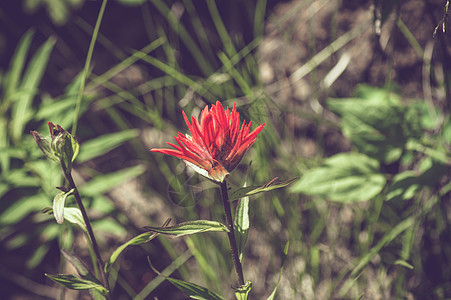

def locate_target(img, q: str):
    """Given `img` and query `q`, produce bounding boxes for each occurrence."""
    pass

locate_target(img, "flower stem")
[64,170,108,291]
[220,180,245,286]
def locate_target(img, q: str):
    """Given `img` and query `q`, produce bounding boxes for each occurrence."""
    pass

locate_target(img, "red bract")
[151,101,265,182]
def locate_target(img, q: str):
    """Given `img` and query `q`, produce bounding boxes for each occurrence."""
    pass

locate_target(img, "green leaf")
[77,129,139,163]
[0,194,49,225]
[105,219,170,273]
[144,220,228,237]
[327,85,421,164]
[230,177,298,201]
[351,217,414,277]
[69,133,79,162]
[267,242,289,300]
[26,243,50,269]
[234,187,249,261]
[386,171,421,201]
[0,118,10,172]
[60,249,107,300]
[41,207,86,231]
[52,188,74,224]
[63,207,86,230]
[394,259,414,269]
[61,249,99,282]
[290,153,386,202]
[35,95,76,121]
[165,276,225,300]
[11,36,55,142]
[235,281,252,300]
[80,165,146,196]
[45,274,107,294]
[3,169,41,187]
[4,30,34,100]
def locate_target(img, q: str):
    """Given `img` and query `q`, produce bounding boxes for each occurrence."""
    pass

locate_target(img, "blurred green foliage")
[0,0,450,299]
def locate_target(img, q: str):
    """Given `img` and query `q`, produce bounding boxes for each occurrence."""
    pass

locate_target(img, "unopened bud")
[31,122,79,174]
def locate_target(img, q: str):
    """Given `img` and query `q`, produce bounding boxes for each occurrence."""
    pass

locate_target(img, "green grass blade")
[80,165,146,196]
[0,118,9,172]
[72,0,108,136]
[351,217,415,278]
[206,0,237,57]
[76,129,139,163]
[4,30,34,101]
[11,36,55,142]
[150,0,213,76]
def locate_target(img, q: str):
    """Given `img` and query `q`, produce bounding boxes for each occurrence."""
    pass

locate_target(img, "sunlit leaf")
[0,194,49,225]
[144,220,228,237]
[327,85,421,164]
[45,274,107,294]
[52,188,74,224]
[290,153,386,202]
[105,219,170,274]
[394,259,414,269]
[229,177,298,201]
[11,36,55,141]
[80,165,145,196]
[234,184,249,261]
[4,30,33,99]
[386,171,420,201]
[77,129,139,163]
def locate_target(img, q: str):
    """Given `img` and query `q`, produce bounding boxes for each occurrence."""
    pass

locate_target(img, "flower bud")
[31,122,79,174]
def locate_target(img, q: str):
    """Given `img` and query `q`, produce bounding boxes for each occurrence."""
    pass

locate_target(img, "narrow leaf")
[267,242,289,300]
[234,186,249,261]
[5,30,34,99]
[165,276,225,300]
[104,219,171,273]
[52,188,74,224]
[394,259,414,269]
[230,177,298,201]
[0,118,10,172]
[60,251,107,299]
[61,249,99,282]
[144,220,228,237]
[80,165,145,196]
[12,36,55,141]
[45,274,107,294]
[77,129,139,163]
[351,217,415,277]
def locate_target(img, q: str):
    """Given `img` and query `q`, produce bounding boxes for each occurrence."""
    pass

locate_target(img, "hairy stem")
[220,180,245,286]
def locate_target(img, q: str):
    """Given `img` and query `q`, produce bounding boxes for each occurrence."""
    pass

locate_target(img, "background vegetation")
[0,0,449,299]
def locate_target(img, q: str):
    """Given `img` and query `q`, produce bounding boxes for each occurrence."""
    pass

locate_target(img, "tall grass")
[0,0,450,299]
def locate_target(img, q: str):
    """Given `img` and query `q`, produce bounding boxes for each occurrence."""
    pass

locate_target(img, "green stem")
[220,180,245,286]
[65,170,109,292]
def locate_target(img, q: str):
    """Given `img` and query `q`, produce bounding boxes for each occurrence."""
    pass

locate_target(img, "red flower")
[151,101,265,182]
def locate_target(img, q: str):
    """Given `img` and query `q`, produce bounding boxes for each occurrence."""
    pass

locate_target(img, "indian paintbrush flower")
[151,101,265,183]
[31,122,79,174]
